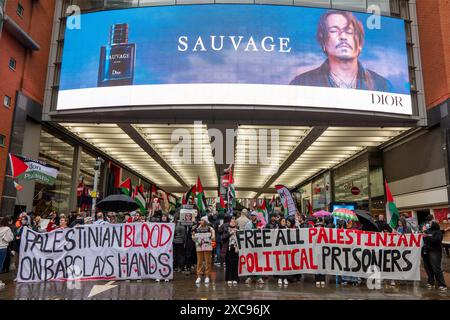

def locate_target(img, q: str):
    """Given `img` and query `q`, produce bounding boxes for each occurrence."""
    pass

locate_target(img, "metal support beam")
[255,126,328,198]
[118,124,189,188]
[162,186,277,194]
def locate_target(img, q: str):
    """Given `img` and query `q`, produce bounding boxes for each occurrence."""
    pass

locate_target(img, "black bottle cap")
[110,23,129,45]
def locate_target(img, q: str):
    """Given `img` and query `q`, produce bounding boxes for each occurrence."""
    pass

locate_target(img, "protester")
[422,221,448,291]
[70,212,85,228]
[276,217,289,286]
[376,214,392,232]
[193,216,215,284]
[244,211,264,285]
[1,216,14,274]
[265,213,278,230]
[160,214,170,223]
[222,217,239,285]
[236,209,250,230]
[94,212,109,225]
[46,211,59,232]
[314,219,327,287]
[0,217,14,289]
[13,215,29,272]
[173,218,187,273]
[218,216,231,267]
[58,216,69,229]
[340,220,361,286]
[32,215,46,233]
[396,217,411,234]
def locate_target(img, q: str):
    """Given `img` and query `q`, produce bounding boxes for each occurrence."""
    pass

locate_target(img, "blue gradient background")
[60,4,410,94]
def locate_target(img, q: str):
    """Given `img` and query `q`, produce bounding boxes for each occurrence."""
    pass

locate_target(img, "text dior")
[178,35,292,53]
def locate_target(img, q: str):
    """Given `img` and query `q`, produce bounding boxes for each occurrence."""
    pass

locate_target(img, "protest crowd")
[0,204,449,292]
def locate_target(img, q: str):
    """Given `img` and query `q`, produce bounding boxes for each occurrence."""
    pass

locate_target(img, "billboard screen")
[58,4,412,115]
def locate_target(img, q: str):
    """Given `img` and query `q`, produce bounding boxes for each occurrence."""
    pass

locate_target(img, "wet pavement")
[1,260,449,300]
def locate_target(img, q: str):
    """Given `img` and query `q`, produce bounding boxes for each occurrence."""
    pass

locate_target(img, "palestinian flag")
[257,199,269,223]
[9,153,59,185]
[14,181,23,191]
[218,194,226,213]
[196,176,207,213]
[268,195,275,214]
[119,178,132,197]
[226,165,236,214]
[183,185,196,205]
[282,197,288,217]
[133,185,147,213]
[386,180,400,229]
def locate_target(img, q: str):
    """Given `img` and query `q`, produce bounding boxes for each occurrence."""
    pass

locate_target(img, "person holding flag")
[226,165,236,216]
[196,176,208,216]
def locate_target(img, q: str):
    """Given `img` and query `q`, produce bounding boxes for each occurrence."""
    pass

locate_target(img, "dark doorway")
[416,209,430,227]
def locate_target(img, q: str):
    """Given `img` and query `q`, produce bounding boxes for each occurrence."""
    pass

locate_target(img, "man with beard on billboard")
[290,10,393,92]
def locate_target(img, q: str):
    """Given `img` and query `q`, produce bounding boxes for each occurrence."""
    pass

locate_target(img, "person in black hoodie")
[222,217,239,285]
[422,221,448,291]
[173,218,187,273]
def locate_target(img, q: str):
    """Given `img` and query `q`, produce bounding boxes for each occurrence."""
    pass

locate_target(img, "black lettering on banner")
[88,227,99,247]
[19,256,32,281]
[236,231,245,249]
[24,229,36,252]
[112,226,123,247]
[342,248,351,271]
[362,249,372,272]
[245,230,254,248]
[322,246,331,269]
[52,230,64,253]
[391,250,402,272]
[262,229,272,248]
[402,250,413,271]
[254,230,263,248]
[32,257,42,280]
[331,247,342,270]
[44,258,55,281]
[149,252,158,275]
[382,249,391,272]
[275,230,287,246]
[105,255,115,277]
[159,253,171,277]
[371,249,382,270]
[64,229,76,251]
[351,248,362,272]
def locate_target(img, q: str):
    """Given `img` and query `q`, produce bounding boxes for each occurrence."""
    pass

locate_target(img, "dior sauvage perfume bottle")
[98,23,136,87]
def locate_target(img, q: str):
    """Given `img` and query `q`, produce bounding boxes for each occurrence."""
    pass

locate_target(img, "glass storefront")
[334,159,369,211]
[33,130,74,216]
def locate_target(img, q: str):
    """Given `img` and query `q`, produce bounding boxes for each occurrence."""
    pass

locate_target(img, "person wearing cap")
[192,216,216,285]
[244,212,265,285]
[236,209,250,230]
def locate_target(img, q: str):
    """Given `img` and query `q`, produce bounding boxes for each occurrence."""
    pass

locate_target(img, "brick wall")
[416,0,450,109]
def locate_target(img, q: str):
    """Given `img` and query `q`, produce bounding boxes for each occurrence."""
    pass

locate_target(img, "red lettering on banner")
[309,228,318,243]
[309,248,318,270]
[376,232,387,247]
[262,251,273,272]
[273,250,282,271]
[159,224,173,247]
[291,249,300,270]
[254,253,263,272]
[246,253,255,273]
[409,233,423,247]
[355,229,362,246]
[300,249,309,269]
[150,225,160,248]
[337,229,344,244]
[282,250,292,271]
[398,234,409,246]
[388,233,396,246]
[239,255,246,274]
[344,229,353,245]
[124,225,133,248]
[366,231,376,246]
[141,223,151,248]
[317,228,327,244]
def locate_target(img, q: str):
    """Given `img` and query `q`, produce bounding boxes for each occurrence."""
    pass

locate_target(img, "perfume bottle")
[98,23,136,87]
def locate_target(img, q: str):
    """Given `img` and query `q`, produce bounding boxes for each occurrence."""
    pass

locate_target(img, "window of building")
[3,95,11,108]
[9,57,16,70]
[17,3,24,18]
[0,134,5,147]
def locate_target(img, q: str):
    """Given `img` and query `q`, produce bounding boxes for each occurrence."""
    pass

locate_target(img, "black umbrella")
[96,194,139,212]
[354,210,379,232]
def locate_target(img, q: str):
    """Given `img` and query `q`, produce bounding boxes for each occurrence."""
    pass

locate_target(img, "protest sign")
[439,222,450,244]
[194,233,213,251]
[180,209,197,226]
[236,228,423,280]
[17,223,174,283]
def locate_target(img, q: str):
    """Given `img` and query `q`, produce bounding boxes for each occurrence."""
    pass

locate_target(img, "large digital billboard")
[58,4,412,115]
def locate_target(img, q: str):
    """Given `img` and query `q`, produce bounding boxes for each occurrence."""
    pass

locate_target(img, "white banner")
[237,228,423,281]
[17,223,174,283]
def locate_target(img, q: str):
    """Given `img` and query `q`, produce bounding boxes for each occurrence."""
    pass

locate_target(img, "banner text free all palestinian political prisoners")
[236,228,423,280]
[17,223,174,282]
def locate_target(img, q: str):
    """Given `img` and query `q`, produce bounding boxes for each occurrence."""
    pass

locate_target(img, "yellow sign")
[90,191,97,198]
